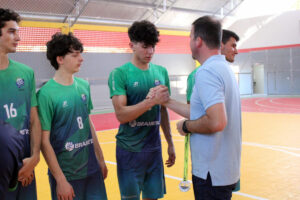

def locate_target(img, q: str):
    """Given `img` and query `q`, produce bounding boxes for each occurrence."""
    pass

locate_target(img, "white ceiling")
[2,0,245,30]
[2,0,298,30]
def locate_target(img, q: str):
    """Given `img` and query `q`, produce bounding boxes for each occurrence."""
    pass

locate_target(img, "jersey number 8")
[77,116,84,129]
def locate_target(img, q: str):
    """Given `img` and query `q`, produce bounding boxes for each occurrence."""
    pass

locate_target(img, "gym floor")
[35,97,300,200]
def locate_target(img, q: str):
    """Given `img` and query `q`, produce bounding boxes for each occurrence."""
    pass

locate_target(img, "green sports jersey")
[108,62,170,152]
[37,77,99,181]
[0,59,37,158]
[186,67,199,102]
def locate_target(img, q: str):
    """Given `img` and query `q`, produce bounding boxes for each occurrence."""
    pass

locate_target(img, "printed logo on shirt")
[19,128,29,135]
[81,94,87,102]
[133,81,139,87]
[129,120,160,128]
[65,142,74,151]
[16,78,25,88]
[154,79,161,86]
[65,139,93,152]
[62,101,68,108]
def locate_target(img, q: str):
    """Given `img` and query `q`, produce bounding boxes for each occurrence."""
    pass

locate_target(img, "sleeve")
[163,68,171,95]
[195,69,224,110]
[186,72,194,102]
[37,90,53,131]
[87,84,93,114]
[30,71,38,107]
[108,68,127,98]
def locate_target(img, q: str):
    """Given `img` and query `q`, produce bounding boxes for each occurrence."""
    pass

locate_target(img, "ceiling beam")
[19,13,190,30]
[214,0,244,18]
[63,0,81,23]
[91,0,215,15]
[70,0,91,26]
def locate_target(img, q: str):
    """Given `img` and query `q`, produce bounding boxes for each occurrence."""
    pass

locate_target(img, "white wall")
[228,10,300,49]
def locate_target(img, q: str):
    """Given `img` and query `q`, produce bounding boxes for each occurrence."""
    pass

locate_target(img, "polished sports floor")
[35,97,300,200]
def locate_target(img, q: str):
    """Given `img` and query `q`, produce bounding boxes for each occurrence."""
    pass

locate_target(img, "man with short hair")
[108,20,176,200]
[155,16,242,200]
[186,29,240,104]
[0,8,41,200]
[37,33,107,200]
[221,29,239,63]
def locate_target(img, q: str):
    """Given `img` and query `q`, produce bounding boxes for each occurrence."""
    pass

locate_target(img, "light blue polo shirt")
[190,55,242,186]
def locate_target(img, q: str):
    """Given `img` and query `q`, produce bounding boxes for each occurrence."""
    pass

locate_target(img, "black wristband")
[182,120,191,134]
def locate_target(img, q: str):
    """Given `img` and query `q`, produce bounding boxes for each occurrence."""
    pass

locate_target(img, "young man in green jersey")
[37,33,107,200]
[0,8,41,200]
[108,20,175,200]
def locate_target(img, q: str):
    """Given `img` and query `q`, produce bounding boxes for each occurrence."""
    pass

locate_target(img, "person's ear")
[196,37,202,48]
[221,42,225,49]
[56,56,64,65]
[129,42,134,51]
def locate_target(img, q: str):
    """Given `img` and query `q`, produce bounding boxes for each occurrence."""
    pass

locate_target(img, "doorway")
[253,63,265,94]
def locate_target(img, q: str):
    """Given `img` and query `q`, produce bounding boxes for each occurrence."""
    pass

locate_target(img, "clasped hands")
[146,85,170,105]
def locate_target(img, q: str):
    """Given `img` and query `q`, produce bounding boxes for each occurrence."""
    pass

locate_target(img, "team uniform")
[186,67,199,102]
[0,121,24,199]
[37,77,107,200]
[108,62,170,200]
[0,59,37,200]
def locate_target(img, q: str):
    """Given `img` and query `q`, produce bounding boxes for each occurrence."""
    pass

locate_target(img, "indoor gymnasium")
[1,0,300,200]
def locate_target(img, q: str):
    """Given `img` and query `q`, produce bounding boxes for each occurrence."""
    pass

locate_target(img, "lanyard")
[179,134,191,192]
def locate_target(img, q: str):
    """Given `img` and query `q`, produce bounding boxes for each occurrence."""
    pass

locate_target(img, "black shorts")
[192,173,236,200]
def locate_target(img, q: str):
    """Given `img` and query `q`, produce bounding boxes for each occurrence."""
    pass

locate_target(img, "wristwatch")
[182,120,191,134]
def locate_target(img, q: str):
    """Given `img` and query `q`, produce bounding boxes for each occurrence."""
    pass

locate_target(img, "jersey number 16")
[3,103,17,119]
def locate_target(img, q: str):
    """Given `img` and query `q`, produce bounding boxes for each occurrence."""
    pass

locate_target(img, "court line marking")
[243,142,300,151]
[255,98,300,111]
[161,139,300,157]
[243,142,300,157]
[233,192,269,200]
[99,134,300,157]
[100,137,300,156]
[104,161,268,200]
[270,98,300,108]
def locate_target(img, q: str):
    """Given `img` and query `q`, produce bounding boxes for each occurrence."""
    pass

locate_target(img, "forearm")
[29,107,41,162]
[185,103,227,134]
[89,118,105,163]
[93,141,105,166]
[41,138,66,182]
[164,99,190,119]
[160,106,173,146]
[115,98,155,124]
[185,115,214,134]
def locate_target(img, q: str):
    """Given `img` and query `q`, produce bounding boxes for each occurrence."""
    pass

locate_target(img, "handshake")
[146,85,170,106]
